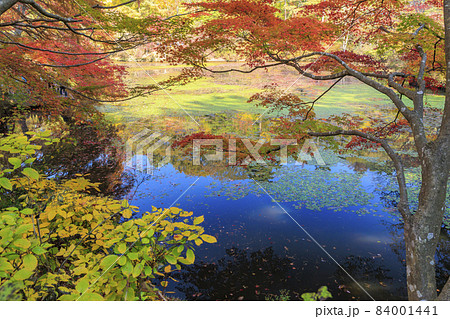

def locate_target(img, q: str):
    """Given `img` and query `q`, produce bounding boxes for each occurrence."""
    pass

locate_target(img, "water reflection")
[29,111,449,301]
[174,247,293,301]
[36,122,135,198]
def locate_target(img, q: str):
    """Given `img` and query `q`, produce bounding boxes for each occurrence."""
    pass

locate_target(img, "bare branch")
[302,77,345,120]
[0,0,19,16]
[65,86,164,103]
[92,0,137,10]
[388,73,416,100]
[0,38,138,55]
[19,0,76,23]
[412,23,425,39]
[38,54,112,68]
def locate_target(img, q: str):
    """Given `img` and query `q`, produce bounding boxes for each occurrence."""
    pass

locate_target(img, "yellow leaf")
[164,265,171,273]
[47,210,56,221]
[200,234,217,244]
[186,249,195,264]
[195,238,203,246]
[122,209,132,219]
[193,216,204,225]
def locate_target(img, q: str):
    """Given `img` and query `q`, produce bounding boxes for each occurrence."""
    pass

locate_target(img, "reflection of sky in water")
[123,160,444,300]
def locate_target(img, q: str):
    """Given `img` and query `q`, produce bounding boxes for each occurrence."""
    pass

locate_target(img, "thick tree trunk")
[405,142,449,300]
[405,220,439,300]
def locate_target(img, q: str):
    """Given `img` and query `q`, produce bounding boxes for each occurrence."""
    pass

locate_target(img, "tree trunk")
[405,221,439,300]
[405,143,449,300]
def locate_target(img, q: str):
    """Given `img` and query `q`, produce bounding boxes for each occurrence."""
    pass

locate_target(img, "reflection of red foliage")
[172,132,224,149]
[172,131,285,166]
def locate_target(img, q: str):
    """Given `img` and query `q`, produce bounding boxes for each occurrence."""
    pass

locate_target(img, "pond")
[98,112,448,301]
[36,63,449,301]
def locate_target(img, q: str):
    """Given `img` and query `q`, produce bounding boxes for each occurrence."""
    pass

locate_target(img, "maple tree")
[0,0,195,132]
[162,0,450,300]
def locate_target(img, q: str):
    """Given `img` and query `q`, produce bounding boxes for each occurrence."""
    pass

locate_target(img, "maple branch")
[38,54,112,68]
[92,0,202,21]
[415,45,427,118]
[283,53,412,114]
[0,0,19,16]
[288,62,349,80]
[388,73,416,100]
[92,0,137,9]
[0,38,138,55]
[276,51,429,155]
[65,86,165,103]
[416,45,427,92]
[308,129,411,220]
[19,0,76,23]
[161,10,206,21]
[193,61,287,73]
[3,22,93,31]
[302,77,345,120]
[412,24,425,39]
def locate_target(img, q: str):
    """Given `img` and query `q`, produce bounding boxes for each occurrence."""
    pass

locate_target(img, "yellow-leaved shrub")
[0,132,216,300]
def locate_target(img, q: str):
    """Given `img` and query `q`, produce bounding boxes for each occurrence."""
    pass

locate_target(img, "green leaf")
[188,234,198,241]
[31,246,47,255]
[186,249,195,264]
[76,278,90,294]
[176,245,184,254]
[132,264,143,278]
[12,239,31,250]
[22,167,39,180]
[117,256,127,266]
[301,292,317,301]
[121,261,133,277]
[8,157,21,169]
[15,224,33,235]
[164,254,177,265]
[0,178,12,191]
[193,215,204,225]
[0,258,13,271]
[23,255,37,271]
[200,234,217,243]
[145,229,155,237]
[78,292,104,301]
[178,258,192,265]
[13,269,33,281]
[144,266,153,276]
[20,208,33,215]
[100,255,118,269]
[317,286,332,299]
[117,243,127,254]
[127,252,138,261]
